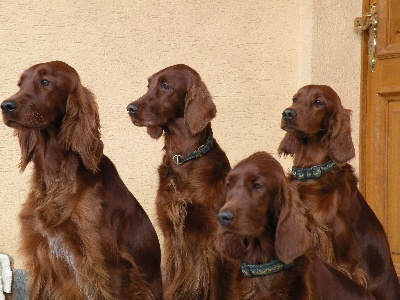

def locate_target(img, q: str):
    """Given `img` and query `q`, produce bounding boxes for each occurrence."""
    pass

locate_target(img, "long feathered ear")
[59,83,103,173]
[17,130,38,171]
[327,108,355,165]
[275,184,311,263]
[278,132,298,157]
[184,79,216,135]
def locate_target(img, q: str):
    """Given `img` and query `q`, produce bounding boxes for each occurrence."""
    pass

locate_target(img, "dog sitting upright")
[1,61,162,299]
[127,64,233,300]
[215,151,374,299]
[279,85,400,299]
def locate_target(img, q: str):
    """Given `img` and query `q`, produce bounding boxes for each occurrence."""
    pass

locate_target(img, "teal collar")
[292,160,336,182]
[171,134,214,166]
[240,259,294,277]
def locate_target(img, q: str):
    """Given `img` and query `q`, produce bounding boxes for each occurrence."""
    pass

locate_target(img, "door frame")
[359,0,369,197]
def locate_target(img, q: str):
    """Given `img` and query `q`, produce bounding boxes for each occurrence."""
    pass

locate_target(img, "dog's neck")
[238,232,282,294]
[292,134,331,168]
[163,118,212,159]
[31,128,79,192]
[242,231,277,266]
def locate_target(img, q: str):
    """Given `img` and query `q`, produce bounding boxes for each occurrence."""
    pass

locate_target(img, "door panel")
[360,0,400,276]
[389,0,400,44]
[388,98,400,270]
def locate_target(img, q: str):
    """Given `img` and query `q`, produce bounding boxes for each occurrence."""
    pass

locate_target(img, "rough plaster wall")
[0,0,362,270]
[0,0,300,268]
[277,0,363,173]
[306,0,363,173]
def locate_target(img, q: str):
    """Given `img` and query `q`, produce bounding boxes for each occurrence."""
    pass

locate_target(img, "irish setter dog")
[1,61,162,300]
[127,64,233,299]
[278,85,400,299]
[215,151,374,299]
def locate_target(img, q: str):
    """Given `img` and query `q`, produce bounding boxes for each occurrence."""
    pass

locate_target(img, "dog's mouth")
[2,118,30,130]
[220,230,238,236]
[281,123,297,132]
[216,230,247,250]
[220,228,257,239]
[225,233,249,248]
[282,123,324,138]
[129,117,146,127]
[216,227,241,239]
[281,116,298,130]
[127,114,150,126]
[128,113,158,128]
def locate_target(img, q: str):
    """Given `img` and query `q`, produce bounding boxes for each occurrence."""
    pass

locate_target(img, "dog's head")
[1,61,103,172]
[215,152,311,263]
[278,85,355,166]
[127,64,216,139]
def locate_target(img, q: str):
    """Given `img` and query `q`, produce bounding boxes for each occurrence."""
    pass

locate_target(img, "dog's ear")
[327,108,355,165]
[278,132,298,157]
[59,83,103,173]
[17,130,38,171]
[184,78,216,135]
[147,127,163,139]
[275,184,311,263]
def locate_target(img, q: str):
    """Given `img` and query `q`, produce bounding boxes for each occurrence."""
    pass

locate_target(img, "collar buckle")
[172,155,183,166]
[170,134,213,166]
[196,143,208,157]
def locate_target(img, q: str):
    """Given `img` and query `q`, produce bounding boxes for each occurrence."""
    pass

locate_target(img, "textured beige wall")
[306,1,363,172]
[0,0,362,269]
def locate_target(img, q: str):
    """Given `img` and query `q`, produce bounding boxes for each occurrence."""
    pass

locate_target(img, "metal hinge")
[354,2,377,72]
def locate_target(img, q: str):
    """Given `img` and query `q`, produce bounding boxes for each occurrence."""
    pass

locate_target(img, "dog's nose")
[282,109,296,120]
[1,100,18,114]
[127,103,139,116]
[217,210,234,226]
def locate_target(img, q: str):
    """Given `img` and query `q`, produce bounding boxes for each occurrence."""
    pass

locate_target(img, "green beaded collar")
[240,259,294,277]
[292,160,336,182]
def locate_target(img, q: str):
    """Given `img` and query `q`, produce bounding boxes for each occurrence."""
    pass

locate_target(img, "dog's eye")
[161,83,170,92]
[292,97,297,103]
[314,99,323,106]
[40,79,51,87]
[252,182,262,190]
[226,182,231,190]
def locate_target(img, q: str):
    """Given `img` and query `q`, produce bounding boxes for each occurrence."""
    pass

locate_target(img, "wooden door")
[360,0,400,276]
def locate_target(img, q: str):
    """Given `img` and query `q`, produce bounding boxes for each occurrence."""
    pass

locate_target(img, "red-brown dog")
[1,61,162,299]
[127,64,233,299]
[216,151,374,299]
[279,84,400,299]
